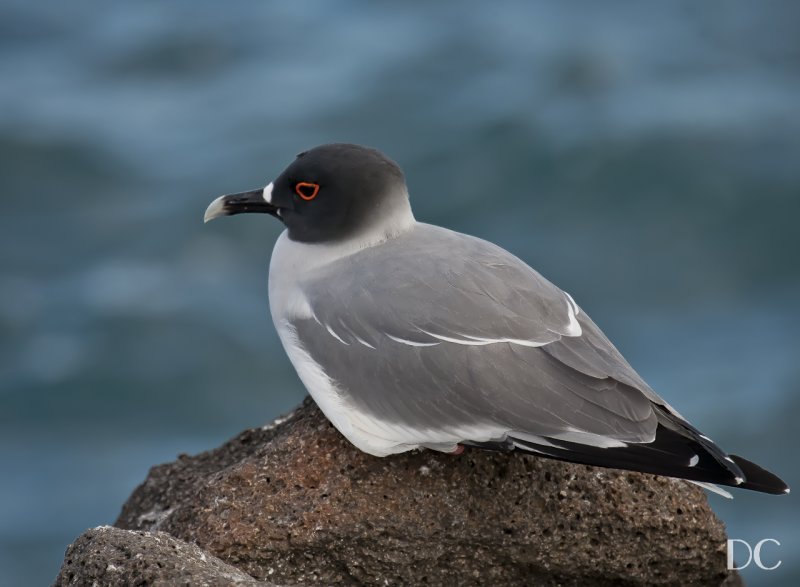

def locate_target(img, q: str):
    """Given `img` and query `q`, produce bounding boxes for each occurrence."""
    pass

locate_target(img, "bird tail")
[465,406,789,496]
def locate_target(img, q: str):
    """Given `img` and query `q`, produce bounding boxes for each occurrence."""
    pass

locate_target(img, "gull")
[205,143,789,497]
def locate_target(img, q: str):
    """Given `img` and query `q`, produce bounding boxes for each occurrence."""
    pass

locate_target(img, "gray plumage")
[205,142,789,495]
[294,224,658,444]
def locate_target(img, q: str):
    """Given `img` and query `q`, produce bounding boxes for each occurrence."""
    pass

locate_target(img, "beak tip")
[204,188,279,224]
[204,195,227,224]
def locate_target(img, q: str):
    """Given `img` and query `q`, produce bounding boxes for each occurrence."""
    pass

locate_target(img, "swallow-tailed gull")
[205,143,788,496]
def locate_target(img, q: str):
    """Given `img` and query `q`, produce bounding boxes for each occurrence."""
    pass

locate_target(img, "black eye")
[294,182,320,201]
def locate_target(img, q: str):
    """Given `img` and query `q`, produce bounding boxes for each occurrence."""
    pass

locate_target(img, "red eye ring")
[295,182,320,201]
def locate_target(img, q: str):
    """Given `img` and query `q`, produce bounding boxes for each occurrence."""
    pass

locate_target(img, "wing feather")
[291,224,661,450]
[274,224,789,493]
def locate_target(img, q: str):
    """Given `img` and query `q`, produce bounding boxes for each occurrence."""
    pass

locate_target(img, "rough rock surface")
[58,398,743,586]
[54,525,276,586]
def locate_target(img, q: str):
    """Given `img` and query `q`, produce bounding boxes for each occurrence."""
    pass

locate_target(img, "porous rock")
[53,525,276,586]
[59,397,743,586]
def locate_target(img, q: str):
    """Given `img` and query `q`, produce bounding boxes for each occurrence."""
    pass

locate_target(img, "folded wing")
[285,224,787,493]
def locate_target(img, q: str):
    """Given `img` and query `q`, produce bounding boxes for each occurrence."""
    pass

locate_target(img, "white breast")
[266,223,509,456]
[268,229,420,456]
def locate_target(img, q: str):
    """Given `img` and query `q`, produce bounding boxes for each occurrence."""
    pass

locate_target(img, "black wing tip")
[475,431,791,496]
[728,454,790,495]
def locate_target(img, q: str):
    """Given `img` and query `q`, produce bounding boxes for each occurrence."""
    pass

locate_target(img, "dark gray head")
[205,144,413,243]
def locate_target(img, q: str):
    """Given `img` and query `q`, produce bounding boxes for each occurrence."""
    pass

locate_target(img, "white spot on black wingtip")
[735,477,744,485]
[784,487,791,494]
[689,454,699,467]
[263,182,274,204]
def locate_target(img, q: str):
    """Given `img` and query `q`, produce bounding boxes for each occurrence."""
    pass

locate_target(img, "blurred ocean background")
[1,1,798,584]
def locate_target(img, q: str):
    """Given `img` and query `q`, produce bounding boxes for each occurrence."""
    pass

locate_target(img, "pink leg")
[450,444,465,455]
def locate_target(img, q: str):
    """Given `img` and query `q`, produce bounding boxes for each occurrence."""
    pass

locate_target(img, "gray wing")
[286,224,786,493]
[292,224,663,447]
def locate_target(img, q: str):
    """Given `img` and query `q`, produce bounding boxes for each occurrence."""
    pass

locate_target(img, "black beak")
[204,188,280,223]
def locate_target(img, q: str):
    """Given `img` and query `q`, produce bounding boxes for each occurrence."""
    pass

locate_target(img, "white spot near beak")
[263,182,274,204]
